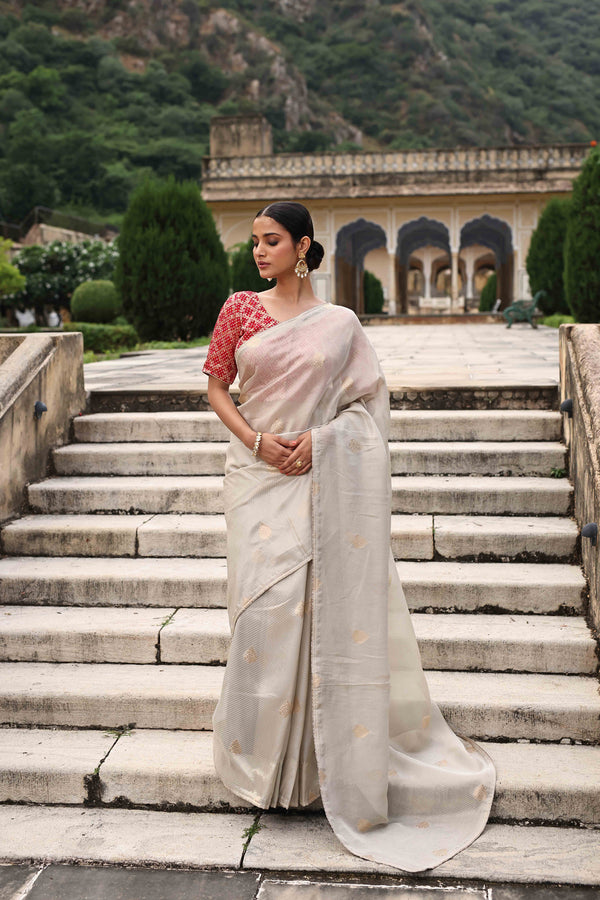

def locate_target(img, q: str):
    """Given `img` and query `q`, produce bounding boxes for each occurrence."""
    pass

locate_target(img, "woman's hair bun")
[307,240,324,272]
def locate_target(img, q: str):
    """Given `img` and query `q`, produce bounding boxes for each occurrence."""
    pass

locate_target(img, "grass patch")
[83,336,211,363]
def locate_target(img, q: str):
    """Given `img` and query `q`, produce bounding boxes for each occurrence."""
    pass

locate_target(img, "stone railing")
[559,323,600,630]
[203,143,589,181]
[0,333,85,523]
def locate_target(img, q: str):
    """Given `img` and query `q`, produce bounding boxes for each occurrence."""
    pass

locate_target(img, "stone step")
[1,808,599,886]
[73,410,562,444]
[1,514,433,561]
[52,441,566,477]
[27,475,572,515]
[0,557,585,613]
[0,607,594,674]
[1,728,598,824]
[0,663,597,740]
[433,514,578,561]
[1,513,578,562]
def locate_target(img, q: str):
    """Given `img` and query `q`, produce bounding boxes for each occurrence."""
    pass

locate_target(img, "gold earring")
[294,250,309,279]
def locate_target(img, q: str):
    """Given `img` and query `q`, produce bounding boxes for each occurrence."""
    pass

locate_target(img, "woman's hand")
[278,430,312,476]
[256,432,296,468]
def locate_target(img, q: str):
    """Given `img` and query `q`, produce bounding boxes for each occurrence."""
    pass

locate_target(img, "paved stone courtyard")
[2,865,598,899]
[83,322,560,393]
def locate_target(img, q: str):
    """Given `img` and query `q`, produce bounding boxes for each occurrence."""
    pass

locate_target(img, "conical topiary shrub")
[114,176,229,341]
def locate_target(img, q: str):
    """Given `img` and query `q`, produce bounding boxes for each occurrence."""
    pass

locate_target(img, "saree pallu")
[212,302,495,872]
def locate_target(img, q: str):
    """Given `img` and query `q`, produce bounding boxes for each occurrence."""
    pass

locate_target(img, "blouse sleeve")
[202,294,242,385]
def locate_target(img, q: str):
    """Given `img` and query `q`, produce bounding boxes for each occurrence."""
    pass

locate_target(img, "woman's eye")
[268,241,278,247]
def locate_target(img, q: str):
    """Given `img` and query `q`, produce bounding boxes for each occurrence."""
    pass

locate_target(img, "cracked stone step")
[1,728,598,824]
[27,475,572,516]
[1,608,594,674]
[0,664,597,740]
[0,558,585,614]
[53,441,566,477]
[1,514,155,558]
[242,815,600,884]
[0,805,253,868]
[1,514,434,561]
[73,410,562,444]
[0,607,174,664]
[0,728,115,804]
[433,515,578,560]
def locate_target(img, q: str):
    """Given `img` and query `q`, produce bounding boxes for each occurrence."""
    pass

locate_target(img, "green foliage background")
[114,176,229,341]
[526,198,570,316]
[7,239,118,312]
[0,0,599,224]
[564,148,600,323]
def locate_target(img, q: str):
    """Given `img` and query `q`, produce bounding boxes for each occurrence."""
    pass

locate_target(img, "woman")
[203,201,495,872]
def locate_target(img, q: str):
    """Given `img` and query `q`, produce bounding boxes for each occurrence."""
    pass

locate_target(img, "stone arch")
[460,215,514,309]
[395,218,451,313]
[335,219,387,314]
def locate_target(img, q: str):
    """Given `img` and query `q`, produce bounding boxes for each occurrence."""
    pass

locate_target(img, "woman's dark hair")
[255,201,325,272]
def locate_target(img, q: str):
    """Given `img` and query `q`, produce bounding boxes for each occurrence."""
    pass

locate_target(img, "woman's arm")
[207,376,298,469]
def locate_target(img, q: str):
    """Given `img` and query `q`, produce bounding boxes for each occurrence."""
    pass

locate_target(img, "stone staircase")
[0,405,599,881]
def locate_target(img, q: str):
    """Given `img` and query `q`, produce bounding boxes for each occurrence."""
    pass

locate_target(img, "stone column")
[451,251,459,306]
[423,250,433,302]
[387,253,397,315]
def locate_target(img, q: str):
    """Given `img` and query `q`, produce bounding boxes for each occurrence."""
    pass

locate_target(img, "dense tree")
[363,270,384,314]
[114,177,229,340]
[526,198,571,316]
[479,272,497,312]
[564,148,600,323]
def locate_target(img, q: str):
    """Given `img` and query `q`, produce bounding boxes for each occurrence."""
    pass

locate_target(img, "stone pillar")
[388,253,397,315]
[451,251,459,306]
[423,250,434,301]
[464,254,475,300]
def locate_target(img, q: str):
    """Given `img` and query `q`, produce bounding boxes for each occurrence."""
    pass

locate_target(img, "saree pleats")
[212,302,495,871]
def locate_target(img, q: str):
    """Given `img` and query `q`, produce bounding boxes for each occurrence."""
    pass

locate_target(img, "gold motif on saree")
[353,724,370,739]
[352,629,369,644]
[258,523,272,540]
[243,646,258,663]
[473,784,488,802]
[279,700,292,718]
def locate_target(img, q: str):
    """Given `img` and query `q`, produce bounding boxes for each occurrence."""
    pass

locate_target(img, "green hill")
[0,0,598,222]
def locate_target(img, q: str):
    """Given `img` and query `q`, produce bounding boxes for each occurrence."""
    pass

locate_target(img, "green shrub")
[479,272,497,312]
[70,279,122,323]
[363,270,385,314]
[114,176,229,341]
[526,198,570,315]
[63,321,138,352]
[230,238,263,294]
[564,148,600,323]
[541,314,576,328]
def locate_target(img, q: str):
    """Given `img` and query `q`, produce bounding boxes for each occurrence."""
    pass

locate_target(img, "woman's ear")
[298,235,311,255]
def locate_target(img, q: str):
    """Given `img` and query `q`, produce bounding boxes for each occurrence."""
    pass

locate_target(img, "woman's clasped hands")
[255,431,312,476]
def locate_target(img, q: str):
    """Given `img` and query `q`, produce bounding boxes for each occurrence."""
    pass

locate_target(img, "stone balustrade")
[203,143,589,181]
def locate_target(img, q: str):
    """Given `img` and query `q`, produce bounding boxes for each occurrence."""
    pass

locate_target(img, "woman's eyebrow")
[251,232,281,238]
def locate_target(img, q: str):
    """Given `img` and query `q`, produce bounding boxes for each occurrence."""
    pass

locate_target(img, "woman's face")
[252,216,300,280]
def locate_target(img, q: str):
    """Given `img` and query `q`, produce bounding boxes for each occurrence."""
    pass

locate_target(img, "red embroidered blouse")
[203,291,280,385]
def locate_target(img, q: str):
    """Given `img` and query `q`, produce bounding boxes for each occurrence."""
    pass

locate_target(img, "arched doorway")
[335,219,387,314]
[396,218,451,314]
[460,215,514,310]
